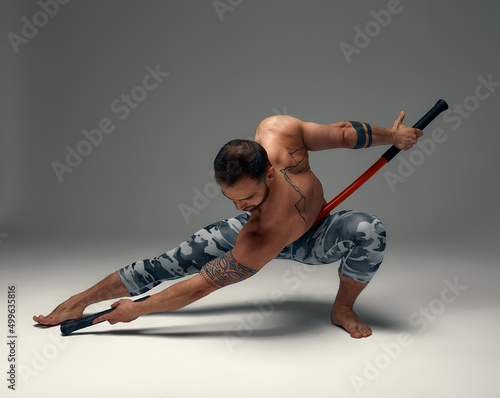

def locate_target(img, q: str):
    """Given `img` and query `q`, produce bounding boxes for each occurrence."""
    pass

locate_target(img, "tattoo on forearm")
[280,147,308,227]
[200,250,258,289]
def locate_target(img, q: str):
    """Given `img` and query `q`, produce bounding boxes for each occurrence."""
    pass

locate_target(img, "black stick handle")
[381,99,449,163]
[60,295,150,336]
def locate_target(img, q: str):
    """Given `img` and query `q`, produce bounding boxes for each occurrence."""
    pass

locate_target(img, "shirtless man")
[34,112,422,338]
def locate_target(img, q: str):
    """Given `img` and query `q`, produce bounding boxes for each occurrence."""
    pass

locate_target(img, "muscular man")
[34,111,421,338]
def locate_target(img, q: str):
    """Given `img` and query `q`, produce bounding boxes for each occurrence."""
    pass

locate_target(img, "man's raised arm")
[301,111,423,151]
[257,113,422,152]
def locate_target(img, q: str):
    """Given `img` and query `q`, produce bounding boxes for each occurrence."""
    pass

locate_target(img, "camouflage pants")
[118,210,387,296]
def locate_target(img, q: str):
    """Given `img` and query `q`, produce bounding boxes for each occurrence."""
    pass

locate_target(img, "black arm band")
[364,122,373,147]
[350,121,366,149]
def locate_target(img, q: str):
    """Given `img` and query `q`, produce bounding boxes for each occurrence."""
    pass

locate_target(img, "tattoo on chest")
[280,147,308,227]
[200,250,258,289]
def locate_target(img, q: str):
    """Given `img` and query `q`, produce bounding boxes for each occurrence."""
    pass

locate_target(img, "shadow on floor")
[60,298,409,339]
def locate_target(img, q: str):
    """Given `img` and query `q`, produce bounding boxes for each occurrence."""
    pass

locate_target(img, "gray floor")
[1,238,498,398]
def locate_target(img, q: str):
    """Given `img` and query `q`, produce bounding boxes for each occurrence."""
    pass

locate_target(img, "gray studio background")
[0,1,500,252]
[1,1,500,398]
[2,0,499,253]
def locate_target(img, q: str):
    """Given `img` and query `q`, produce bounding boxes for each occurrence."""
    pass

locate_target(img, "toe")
[350,329,362,338]
[361,327,372,338]
[349,324,373,338]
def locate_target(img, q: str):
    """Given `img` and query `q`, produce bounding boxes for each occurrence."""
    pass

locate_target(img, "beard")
[244,182,270,212]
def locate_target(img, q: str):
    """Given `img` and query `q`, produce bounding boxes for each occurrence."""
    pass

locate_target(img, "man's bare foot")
[33,272,130,327]
[33,299,85,326]
[331,306,372,339]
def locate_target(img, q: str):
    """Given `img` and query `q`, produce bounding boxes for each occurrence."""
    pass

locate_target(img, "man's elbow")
[337,122,355,149]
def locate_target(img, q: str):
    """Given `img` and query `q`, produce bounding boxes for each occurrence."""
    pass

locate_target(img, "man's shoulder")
[257,115,300,131]
[255,116,309,168]
[255,116,304,145]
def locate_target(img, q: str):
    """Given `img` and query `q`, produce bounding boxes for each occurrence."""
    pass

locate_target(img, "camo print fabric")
[278,210,386,283]
[118,210,386,296]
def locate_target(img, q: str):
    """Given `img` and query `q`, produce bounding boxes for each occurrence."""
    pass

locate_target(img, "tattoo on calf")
[200,250,258,289]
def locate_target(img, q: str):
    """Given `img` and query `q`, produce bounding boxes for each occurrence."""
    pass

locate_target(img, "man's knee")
[341,211,386,244]
[339,211,386,282]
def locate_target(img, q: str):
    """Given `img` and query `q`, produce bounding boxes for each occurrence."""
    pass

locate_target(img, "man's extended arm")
[257,112,423,152]
[92,252,253,325]
[93,227,289,325]
[199,250,258,289]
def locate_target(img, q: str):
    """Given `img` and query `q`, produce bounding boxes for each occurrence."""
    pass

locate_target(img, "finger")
[110,301,120,309]
[397,111,405,124]
[93,314,110,325]
[416,128,423,138]
[393,111,405,129]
